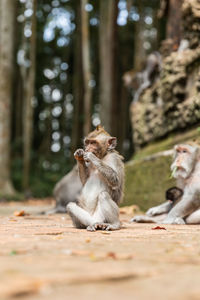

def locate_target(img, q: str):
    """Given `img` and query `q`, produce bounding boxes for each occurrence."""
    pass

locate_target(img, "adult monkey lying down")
[67,125,124,231]
[131,143,200,225]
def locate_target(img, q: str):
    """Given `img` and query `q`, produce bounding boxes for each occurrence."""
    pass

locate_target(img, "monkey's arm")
[84,152,119,187]
[74,149,89,185]
[146,201,173,217]
[77,161,89,185]
[163,189,200,224]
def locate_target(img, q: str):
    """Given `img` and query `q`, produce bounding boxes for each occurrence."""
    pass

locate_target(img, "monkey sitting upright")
[66,125,124,231]
[131,144,200,224]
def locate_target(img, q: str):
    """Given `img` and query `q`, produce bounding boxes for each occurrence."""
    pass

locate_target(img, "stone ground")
[0,200,200,300]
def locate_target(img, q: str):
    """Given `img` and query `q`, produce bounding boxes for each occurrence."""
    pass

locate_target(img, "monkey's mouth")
[176,166,185,171]
[171,166,186,178]
[173,166,190,179]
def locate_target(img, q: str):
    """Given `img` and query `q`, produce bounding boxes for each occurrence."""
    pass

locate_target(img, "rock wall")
[131,0,200,148]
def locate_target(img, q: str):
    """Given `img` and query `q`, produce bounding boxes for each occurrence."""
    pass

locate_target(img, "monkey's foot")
[130,215,156,223]
[94,223,109,230]
[87,223,120,231]
[86,223,109,231]
[162,217,185,225]
[86,225,96,232]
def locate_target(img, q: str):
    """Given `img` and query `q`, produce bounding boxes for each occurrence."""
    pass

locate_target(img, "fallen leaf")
[106,252,133,260]
[152,226,166,230]
[89,253,97,261]
[14,210,25,217]
[9,250,17,256]
[9,249,29,255]
[106,252,117,259]
[35,232,64,236]
[71,250,90,256]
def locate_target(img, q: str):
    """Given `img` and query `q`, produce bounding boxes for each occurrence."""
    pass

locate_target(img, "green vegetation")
[124,156,174,211]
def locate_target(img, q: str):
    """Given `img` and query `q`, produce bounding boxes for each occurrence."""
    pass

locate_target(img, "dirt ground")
[0,200,200,300]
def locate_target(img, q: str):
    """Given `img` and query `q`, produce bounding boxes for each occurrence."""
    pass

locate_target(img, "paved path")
[0,201,200,300]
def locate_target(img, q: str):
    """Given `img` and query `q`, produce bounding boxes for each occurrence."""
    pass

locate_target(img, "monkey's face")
[171,144,198,179]
[84,138,104,158]
[84,135,117,159]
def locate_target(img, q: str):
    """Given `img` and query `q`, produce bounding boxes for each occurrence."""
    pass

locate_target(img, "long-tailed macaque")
[41,166,82,215]
[66,125,124,231]
[131,144,200,224]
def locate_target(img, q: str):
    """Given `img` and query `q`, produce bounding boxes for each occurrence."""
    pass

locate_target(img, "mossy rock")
[123,156,175,211]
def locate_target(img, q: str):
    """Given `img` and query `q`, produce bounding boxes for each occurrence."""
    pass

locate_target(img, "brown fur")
[87,125,111,139]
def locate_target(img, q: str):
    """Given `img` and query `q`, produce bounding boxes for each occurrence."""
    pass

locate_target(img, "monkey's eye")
[90,140,97,145]
[183,150,187,153]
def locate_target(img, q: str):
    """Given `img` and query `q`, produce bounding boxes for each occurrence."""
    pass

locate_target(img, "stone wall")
[131,0,200,148]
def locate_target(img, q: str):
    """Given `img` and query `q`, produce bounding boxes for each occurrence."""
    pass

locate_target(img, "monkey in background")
[123,51,162,102]
[131,144,200,224]
[41,165,82,215]
[66,125,124,231]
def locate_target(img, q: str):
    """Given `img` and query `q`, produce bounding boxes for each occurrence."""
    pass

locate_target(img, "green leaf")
[170,166,177,179]
[9,250,17,256]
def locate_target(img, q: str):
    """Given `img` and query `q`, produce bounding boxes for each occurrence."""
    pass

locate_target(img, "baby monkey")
[66,125,124,231]
[166,187,183,203]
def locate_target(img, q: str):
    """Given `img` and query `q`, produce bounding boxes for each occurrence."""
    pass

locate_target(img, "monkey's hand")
[74,149,85,161]
[83,152,97,163]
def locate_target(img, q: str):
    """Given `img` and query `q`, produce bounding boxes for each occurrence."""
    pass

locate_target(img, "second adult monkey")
[131,144,200,224]
[66,125,124,231]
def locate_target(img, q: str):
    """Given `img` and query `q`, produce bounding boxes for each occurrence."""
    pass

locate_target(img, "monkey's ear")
[108,137,117,150]
[84,138,89,145]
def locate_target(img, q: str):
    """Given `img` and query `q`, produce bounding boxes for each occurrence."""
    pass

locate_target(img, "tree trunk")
[166,0,182,50]
[133,0,146,71]
[99,0,118,134]
[0,0,16,195]
[71,0,84,155]
[23,0,37,190]
[81,0,92,136]
[12,0,23,145]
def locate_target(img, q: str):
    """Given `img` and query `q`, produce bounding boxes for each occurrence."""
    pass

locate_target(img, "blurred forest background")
[0,0,199,200]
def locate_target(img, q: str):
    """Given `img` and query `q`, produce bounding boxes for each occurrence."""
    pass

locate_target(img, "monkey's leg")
[40,205,67,215]
[163,191,200,224]
[130,214,167,223]
[185,209,200,224]
[92,191,121,231]
[66,202,95,229]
